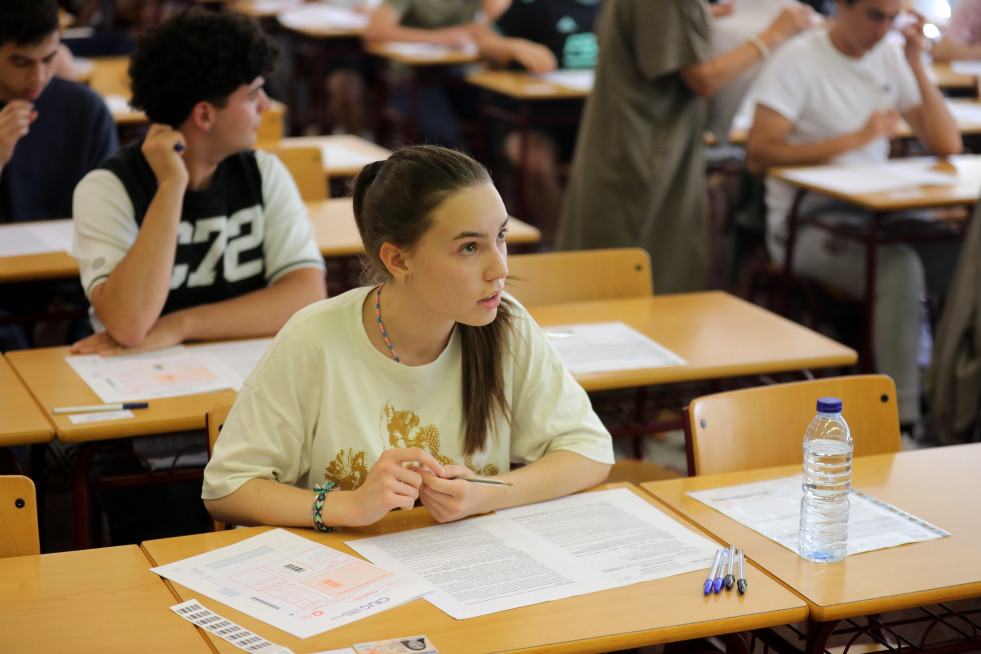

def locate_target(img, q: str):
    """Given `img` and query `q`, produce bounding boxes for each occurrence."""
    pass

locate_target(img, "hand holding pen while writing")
[417,463,513,523]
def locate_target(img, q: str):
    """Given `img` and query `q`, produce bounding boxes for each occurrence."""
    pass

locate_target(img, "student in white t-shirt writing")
[744,0,962,431]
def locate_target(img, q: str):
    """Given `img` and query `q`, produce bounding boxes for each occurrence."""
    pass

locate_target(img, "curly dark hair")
[0,0,59,48]
[128,8,279,127]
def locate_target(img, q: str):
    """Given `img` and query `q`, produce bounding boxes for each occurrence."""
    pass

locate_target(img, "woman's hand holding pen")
[418,464,503,523]
[339,448,446,526]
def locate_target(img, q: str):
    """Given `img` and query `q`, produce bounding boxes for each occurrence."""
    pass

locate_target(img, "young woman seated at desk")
[203,145,614,529]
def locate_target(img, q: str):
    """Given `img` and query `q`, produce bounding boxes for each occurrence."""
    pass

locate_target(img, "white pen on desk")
[737,548,747,595]
[53,402,149,415]
[545,329,577,339]
[724,544,736,591]
[453,476,513,486]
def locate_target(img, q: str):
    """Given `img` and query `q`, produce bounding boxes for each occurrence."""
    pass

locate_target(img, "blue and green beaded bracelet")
[311,481,336,532]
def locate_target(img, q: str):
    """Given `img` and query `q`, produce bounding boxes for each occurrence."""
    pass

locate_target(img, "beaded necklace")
[375,284,402,364]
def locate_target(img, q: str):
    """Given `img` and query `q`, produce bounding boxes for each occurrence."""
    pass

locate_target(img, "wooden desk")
[365,42,480,68]
[466,69,589,232]
[79,56,287,131]
[0,355,52,449]
[642,444,981,653]
[308,197,541,257]
[260,134,394,188]
[0,198,540,286]
[729,99,981,145]
[5,345,236,444]
[142,483,807,654]
[769,154,981,212]
[0,545,209,653]
[932,61,976,92]
[769,155,979,373]
[0,220,77,284]
[367,42,480,145]
[275,6,367,133]
[78,55,147,126]
[526,292,857,393]
[7,291,841,442]
[466,69,591,101]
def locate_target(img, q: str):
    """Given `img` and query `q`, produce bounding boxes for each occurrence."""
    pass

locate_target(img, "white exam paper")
[319,142,376,170]
[0,219,73,257]
[779,160,958,195]
[687,476,949,557]
[543,321,686,374]
[190,338,273,390]
[950,60,981,76]
[277,4,369,30]
[538,69,594,92]
[67,409,135,424]
[152,529,434,639]
[382,42,478,58]
[347,488,717,620]
[65,346,241,403]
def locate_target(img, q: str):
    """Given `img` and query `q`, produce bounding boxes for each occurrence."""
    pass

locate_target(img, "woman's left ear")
[379,242,410,281]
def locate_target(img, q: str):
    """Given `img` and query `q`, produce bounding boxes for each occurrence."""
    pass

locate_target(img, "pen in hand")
[452,476,513,486]
[704,549,723,595]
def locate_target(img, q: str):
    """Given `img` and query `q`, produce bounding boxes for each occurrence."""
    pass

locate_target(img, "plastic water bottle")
[798,397,853,563]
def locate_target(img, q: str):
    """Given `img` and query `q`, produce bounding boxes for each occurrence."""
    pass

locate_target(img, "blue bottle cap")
[816,397,842,413]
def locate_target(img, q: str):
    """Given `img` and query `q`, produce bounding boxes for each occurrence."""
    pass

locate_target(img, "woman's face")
[401,182,509,329]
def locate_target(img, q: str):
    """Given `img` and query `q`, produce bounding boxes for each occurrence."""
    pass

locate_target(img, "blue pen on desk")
[713,548,728,594]
[737,548,748,595]
[703,549,723,595]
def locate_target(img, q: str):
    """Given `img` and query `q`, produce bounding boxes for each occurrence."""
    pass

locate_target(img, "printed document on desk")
[538,69,594,92]
[277,4,369,31]
[779,159,958,195]
[0,219,73,257]
[687,476,949,556]
[151,529,433,639]
[544,321,686,374]
[347,488,717,620]
[65,345,242,403]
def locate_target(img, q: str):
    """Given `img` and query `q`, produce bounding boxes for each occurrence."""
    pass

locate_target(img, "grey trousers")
[769,197,960,424]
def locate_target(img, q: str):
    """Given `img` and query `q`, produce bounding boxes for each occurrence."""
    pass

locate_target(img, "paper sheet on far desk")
[277,4,370,31]
[543,321,686,374]
[687,476,949,557]
[65,346,242,403]
[778,160,958,196]
[190,337,273,390]
[151,529,434,640]
[381,41,478,58]
[347,488,718,620]
[319,142,377,170]
[0,219,73,257]
[537,69,595,92]
[950,60,981,76]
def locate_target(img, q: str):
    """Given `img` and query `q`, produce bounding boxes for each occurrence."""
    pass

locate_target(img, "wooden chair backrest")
[0,475,40,557]
[685,375,902,476]
[505,248,653,307]
[206,402,236,532]
[257,100,286,144]
[270,146,328,201]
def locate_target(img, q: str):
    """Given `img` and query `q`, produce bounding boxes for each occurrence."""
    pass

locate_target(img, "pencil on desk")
[53,402,149,415]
